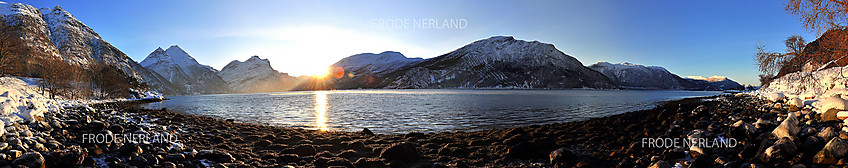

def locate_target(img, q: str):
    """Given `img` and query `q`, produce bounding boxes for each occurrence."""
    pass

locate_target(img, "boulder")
[379,142,420,162]
[118,143,142,156]
[50,146,86,166]
[818,127,839,140]
[550,148,577,165]
[126,156,148,167]
[814,138,848,164]
[821,109,842,122]
[772,112,799,138]
[838,111,848,120]
[762,137,797,163]
[767,93,785,102]
[819,96,848,114]
[290,144,317,156]
[12,152,44,168]
[360,128,374,136]
[789,97,804,109]
[21,108,44,123]
[196,150,235,163]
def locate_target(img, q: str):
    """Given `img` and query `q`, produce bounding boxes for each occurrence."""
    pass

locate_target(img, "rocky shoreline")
[0,94,838,167]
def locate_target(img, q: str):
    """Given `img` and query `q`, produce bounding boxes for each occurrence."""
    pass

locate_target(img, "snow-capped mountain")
[331,51,423,75]
[139,48,193,91]
[383,36,616,89]
[588,62,689,90]
[0,2,179,94]
[684,75,743,90]
[588,62,742,90]
[309,51,424,89]
[217,56,301,93]
[140,46,229,95]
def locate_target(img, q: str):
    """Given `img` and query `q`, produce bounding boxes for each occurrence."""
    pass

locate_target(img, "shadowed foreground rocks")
[7,94,837,167]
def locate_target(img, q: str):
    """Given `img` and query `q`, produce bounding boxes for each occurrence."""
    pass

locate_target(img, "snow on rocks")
[817,96,848,114]
[0,77,63,124]
[766,92,785,102]
[772,112,799,138]
[754,65,848,142]
[789,97,804,108]
[0,76,163,125]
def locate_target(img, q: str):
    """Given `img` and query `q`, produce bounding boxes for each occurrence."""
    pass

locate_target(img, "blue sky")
[8,0,815,85]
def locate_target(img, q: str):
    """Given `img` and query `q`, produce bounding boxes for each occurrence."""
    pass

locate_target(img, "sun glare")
[312,68,331,79]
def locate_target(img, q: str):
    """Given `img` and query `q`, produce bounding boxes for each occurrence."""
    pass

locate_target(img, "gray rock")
[549,148,576,165]
[119,143,142,156]
[379,142,420,162]
[822,108,841,122]
[817,127,838,140]
[197,150,235,163]
[772,113,799,138]
[814,137,848,164]
[762,137,797,163]
[12,152,43,168]
[290,144,317,156]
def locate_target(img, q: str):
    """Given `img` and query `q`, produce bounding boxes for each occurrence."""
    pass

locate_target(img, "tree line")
[0,16,141,99]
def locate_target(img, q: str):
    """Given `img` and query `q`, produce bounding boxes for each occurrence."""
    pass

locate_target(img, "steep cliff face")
[0,2,179,94]
[383,36,616,89]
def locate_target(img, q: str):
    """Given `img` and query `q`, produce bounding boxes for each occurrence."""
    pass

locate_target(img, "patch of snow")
[0,76,63,124]
[766,92,785,102]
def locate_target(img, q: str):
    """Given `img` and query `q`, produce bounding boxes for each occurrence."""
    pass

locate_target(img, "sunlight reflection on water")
[314,91,329,131]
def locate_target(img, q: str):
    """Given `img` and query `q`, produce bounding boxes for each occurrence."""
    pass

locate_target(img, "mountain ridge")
[0,2,180,94]
[140,45,229,94]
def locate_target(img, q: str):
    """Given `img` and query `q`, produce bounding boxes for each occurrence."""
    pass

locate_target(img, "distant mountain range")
[0,2,741,95]
[589,62,742,90]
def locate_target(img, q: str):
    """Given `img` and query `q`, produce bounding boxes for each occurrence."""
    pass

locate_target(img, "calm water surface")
[142,89,722,133]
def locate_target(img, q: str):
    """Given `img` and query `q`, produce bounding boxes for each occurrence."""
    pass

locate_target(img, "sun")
[312,67,346,79]
[312,68,331,79]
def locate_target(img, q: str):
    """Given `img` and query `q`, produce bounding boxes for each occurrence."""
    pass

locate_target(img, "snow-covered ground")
[0,76,162,125]
[755,66,848,114]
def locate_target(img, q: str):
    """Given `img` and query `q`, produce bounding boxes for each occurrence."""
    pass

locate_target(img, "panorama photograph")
[0,0,846,168]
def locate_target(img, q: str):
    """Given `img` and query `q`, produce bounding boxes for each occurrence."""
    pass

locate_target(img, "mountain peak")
[154,47,165,52]
[246,56,271,64]
[165,45,186,53]
[484,36,515,41]
[379,51,402,55]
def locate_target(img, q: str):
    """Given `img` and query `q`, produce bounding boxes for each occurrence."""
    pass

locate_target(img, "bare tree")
[786,0,848,33]
[756,35,806,76]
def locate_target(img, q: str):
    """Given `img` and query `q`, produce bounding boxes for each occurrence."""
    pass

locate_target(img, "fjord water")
[143,90,721,134]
